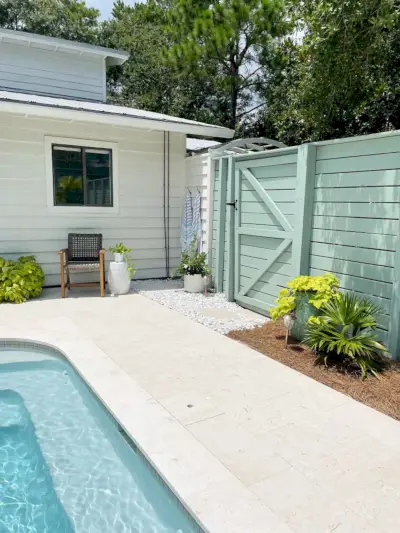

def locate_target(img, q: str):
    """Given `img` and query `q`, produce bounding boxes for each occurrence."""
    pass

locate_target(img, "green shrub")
[269,273,339,321]
[304,292,386,378]
[0,255,45,303]
[176,238,210,276]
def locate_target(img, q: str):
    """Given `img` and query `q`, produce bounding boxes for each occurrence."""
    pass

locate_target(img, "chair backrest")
[67,233,102,262]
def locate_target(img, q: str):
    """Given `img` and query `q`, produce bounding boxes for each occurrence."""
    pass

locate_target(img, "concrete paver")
[1,288,400,533]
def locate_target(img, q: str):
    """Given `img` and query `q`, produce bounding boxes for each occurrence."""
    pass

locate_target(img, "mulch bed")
[227,321,400,421]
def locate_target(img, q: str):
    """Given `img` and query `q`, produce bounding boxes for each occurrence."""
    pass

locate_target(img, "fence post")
[215,157,228,292]
[225,156,236,301]
[389,232,400,359]
[292,143,317,276]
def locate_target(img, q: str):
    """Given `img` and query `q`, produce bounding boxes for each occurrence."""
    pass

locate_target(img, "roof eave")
[0,100,234,139]
[0,28,129,65]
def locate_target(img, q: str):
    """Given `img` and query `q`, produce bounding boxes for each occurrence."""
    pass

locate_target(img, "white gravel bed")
[133,279,269,334]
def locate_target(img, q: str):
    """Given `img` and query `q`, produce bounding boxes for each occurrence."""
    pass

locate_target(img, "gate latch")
[226,199,237,210]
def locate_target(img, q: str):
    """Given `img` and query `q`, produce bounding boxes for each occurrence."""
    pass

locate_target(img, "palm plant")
[304,292,386,378]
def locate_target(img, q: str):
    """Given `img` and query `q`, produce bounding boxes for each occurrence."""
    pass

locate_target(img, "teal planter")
[291,292,320,341]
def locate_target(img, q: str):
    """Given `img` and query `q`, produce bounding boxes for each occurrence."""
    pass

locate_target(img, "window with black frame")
[52,145,113,207]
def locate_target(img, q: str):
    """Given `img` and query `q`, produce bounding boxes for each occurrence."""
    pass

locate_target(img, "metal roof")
[0,91,235,139]
[186,138,221,153]
[0,28,129,66]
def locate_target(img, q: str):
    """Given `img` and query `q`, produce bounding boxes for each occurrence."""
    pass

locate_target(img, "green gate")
[233,150,299,312]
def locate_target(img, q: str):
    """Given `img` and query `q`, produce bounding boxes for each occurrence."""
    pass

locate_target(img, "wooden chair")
[58,233,105,298]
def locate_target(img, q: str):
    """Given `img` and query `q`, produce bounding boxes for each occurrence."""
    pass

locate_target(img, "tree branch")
[237,102,266,119]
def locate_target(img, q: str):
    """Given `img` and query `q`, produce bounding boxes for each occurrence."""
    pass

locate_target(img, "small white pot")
[184,274,205,293]
[114,253,124,263]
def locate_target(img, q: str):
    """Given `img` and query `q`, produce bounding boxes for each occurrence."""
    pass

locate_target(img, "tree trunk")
[230,60,239,131]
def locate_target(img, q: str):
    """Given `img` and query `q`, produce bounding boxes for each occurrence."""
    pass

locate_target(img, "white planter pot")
[114,253,124,263]
[184,274,204,293]
[108,261,131,296]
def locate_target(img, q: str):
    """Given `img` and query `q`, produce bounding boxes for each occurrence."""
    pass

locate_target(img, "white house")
[0,28,234,286]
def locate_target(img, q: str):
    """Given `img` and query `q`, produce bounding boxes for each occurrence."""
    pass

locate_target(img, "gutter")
[0,99,235,139]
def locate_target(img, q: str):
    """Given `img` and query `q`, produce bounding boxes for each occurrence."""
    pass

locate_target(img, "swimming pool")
[0,342,203,533]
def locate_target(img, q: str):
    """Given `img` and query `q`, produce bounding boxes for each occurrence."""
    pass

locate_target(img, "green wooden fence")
[211,130,400,359]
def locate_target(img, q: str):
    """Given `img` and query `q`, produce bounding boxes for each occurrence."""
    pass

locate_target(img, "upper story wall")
[0,29,128,102]
[0,42,105,101]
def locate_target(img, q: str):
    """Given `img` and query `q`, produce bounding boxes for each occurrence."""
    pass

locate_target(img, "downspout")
[167,132,171,277]
[163,132,171,278]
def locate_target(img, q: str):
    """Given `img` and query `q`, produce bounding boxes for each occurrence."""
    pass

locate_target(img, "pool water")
[0,346,201,533]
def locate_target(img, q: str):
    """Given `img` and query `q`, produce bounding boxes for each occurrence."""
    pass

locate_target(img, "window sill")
[47,205,120,216]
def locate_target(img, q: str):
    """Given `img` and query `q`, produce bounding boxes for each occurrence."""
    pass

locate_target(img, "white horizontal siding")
[185,153,212,255]
[0,114,186,286]
[0,42,105,101]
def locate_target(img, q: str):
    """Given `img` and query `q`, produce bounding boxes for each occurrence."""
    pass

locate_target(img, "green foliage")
[0,255,45,304]
[109,242,131,255]
[99,0,228,125]
[166,0,288,130]
[0,0,100,43]
[261,0,400,144]
[269,273,339,321]
[176,238,210,277]
[109,242,136,277]
[304,293,386,378]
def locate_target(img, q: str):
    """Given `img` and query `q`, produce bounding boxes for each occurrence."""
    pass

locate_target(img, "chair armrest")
[99,248,106,255]
[57,248,67,255]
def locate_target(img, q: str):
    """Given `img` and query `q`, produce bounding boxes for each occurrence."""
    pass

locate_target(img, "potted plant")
[108,243,136,296]
[269,273,339,341]
[109,242,131,263]
[176,238,210,293]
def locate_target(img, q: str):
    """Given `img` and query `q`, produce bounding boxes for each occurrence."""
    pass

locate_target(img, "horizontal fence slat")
[313,202,399,219]
[240,265,290,287]
[241,187,296,203]
[246,286,280,302]
[314,186,400,203]
[309,254,393,284]
[315,169,400,188]
[316,135,400,161]
[310,241,394,267]
[241,202,296,216]
[240,245,292,264]
[241,234,289,251]
[312,215,398,236]
[242,281,283,299]
[236,153,298,169]
[235,294,274,314]
[316,152,400,174]
[311,229,397,251]
[240,257,294,277]
[250,166,297,180]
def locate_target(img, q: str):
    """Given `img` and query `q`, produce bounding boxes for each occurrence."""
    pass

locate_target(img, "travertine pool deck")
[1,288,400,533]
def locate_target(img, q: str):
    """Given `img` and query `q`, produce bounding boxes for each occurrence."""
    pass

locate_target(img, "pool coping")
[0,321,293,533]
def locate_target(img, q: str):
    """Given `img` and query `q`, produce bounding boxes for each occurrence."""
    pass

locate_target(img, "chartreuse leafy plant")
[108,243,136,277]
[269,273,339,321]
[304,293,386,379]
[0,256,45,303]
[109,242,131,255]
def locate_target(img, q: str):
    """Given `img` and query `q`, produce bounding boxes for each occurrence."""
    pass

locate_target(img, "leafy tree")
[262,0,400,144]
[99,0,229,125]
[166,0,288,131]
[0,0,100,43]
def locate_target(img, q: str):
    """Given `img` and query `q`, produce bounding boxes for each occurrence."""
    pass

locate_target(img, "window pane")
[85,150,112,206]
[53,147,84,206]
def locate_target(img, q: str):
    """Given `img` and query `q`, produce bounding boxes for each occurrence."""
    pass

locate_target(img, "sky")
[86,0,140,19]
